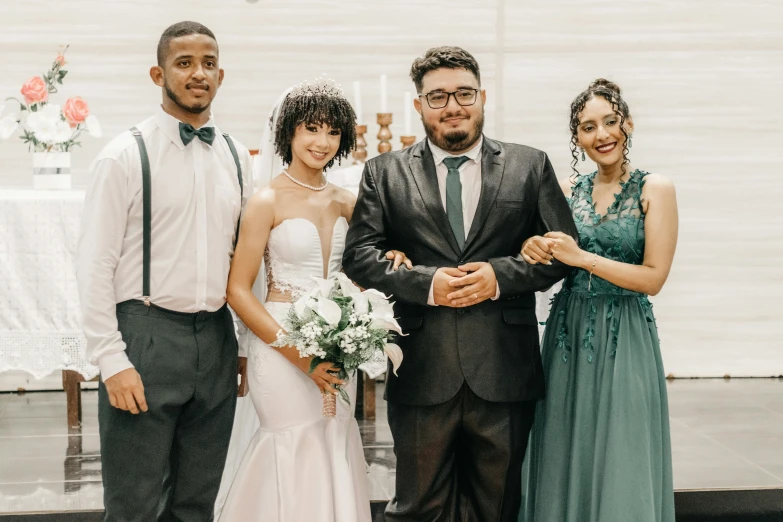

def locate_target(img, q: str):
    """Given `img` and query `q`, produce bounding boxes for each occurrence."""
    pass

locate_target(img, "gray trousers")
[99,300,238,522]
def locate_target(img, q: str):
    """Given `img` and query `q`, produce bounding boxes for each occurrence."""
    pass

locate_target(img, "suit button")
[457,309,466,316]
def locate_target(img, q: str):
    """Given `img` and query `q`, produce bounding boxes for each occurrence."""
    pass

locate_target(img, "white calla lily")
[383,343,404,376]
[335,272,361,296]
[374,315,403,336]
[370,299,394,318]
[368,299,403,335]
[312,277,336,298]
[352,293,370,314]
[362,288,389,303]
[0,117,18,140]
[312,297,342,326]
[293,296,310,319]
[85,114,102,138]
[292,285,322,319]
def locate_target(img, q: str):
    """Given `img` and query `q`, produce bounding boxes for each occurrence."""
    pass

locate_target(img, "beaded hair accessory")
[288,77,344,99]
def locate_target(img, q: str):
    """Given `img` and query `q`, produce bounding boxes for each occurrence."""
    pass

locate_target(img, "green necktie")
[443,156,470,249]
[179,122,216,146]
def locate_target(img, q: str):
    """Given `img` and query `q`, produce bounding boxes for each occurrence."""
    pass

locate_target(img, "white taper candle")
[380,74,388,113]
[403,91,412,135]
[353,81,363,124]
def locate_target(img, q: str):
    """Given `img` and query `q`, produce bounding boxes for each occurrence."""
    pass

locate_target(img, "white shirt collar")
[428,135,484,166]
[155,105,216,150]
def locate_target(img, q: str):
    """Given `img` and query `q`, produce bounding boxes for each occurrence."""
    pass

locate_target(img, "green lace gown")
[520,170,675,522]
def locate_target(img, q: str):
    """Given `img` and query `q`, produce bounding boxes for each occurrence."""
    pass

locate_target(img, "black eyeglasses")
[419,88,480,109]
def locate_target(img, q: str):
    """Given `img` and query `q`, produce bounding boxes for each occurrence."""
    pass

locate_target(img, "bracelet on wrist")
[587,253,598,291]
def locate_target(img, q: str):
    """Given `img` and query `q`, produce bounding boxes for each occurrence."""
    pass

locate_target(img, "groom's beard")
[422,109,484,153]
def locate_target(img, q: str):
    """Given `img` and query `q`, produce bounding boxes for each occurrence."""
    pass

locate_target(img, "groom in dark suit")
[342,46,578,521]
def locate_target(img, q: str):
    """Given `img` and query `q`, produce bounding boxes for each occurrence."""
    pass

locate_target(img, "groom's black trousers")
[386,383,536,522]
[98,300,238,522]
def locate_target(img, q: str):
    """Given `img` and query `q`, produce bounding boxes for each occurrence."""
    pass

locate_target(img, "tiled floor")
[0,379,782,513]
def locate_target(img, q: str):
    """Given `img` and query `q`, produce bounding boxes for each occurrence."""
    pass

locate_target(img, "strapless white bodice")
[265,217,348,298]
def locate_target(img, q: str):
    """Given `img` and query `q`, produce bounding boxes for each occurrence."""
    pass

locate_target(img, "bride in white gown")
[215,80,406,522]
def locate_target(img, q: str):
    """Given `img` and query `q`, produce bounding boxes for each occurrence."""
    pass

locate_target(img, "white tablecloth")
[0,189,98,379]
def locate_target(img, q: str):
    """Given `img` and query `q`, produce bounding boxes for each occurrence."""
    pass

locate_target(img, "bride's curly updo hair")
[568,78,631,177]
[274,78,357,170]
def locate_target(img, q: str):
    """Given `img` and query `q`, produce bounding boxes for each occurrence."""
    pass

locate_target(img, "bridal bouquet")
[272,273,403,416]
[1,45,102,150]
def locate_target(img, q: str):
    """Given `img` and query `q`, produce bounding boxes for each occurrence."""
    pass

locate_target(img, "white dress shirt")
[426,137,500,305]
[77,106,252,379]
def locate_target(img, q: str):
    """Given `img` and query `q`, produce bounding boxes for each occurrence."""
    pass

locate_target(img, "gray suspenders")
[129,127,243,307]
[222,132,244,241]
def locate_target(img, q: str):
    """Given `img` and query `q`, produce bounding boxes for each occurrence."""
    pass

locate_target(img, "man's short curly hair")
[409,46,481,94]
[274,92,357,170]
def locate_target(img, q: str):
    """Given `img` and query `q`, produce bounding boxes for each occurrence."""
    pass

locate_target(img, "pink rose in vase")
[63,97,89,127]
[20,76,49,105]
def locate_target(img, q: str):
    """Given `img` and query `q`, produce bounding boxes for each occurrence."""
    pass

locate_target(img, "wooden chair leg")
[62,370,83,428]
[363,374,376,421]
[354,371,364,420]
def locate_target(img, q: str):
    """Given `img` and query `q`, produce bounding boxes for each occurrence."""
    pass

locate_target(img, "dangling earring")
[628,134,633,148]
[581,148,586,162]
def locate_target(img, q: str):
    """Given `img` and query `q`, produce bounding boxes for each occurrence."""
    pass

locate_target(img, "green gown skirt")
[521,290,675,522]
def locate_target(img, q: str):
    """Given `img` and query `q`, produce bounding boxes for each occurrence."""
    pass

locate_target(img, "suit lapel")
[464,137,504,251]
[408,141,462,256]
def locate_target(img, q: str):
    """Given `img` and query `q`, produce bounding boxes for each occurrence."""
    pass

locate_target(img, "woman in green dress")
[519,79,678,522]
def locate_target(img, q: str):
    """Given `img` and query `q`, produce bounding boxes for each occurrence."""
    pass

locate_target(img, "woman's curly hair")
[274,90,357,170]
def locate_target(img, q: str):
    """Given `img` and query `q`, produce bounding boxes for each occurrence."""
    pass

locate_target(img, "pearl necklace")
[283,170,328,191]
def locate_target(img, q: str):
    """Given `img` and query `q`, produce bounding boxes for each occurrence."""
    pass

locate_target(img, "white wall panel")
[1,0,780,376]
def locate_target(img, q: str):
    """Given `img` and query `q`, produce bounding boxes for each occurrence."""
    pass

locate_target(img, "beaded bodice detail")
[264,217,348,299]
[563,169,649,296]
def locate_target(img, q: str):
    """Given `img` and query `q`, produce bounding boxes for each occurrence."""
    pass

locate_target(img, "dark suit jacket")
[342,137,578,406]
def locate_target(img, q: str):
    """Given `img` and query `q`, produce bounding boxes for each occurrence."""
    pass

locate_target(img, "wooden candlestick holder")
[377,113,393,154]
[352,124,368,163]
[400,135,415,149]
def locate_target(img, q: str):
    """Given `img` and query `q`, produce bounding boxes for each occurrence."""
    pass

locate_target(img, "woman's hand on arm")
[385,250,413,270]
[521,236,555,265]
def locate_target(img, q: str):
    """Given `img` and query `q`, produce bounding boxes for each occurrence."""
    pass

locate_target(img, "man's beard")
[422,109,484,153]
[164,81,209,115]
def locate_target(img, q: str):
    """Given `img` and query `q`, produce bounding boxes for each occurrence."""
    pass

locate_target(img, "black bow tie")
[179,122,215,146]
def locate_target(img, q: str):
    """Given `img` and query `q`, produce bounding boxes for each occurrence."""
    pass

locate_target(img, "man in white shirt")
[76,21,251,521]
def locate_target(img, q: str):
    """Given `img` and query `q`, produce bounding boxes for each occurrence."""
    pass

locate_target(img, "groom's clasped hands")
[386,252,497,308]
[442,263,498,307]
